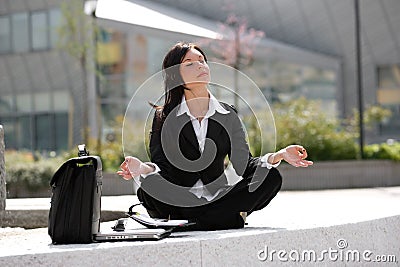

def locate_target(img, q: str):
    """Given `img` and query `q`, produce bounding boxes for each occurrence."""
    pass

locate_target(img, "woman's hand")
[116,156,154,180]
[269,145,313,167]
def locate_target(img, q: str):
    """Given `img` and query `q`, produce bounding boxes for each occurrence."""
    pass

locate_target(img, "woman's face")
[179,48,210,89]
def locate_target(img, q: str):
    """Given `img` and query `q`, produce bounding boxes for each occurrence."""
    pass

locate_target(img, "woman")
[117,42,313,230]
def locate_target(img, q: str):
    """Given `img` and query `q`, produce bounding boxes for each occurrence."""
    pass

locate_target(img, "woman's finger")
[301,149,308,159]
[120,165,129,173]
[119,161,126,169]
[299,159,313,167]
[117,170,132,179]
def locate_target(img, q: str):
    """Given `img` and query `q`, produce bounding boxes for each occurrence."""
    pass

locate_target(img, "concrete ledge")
[0,216,399,266]
[280,160,400,190]
[0,210,126,229]
[2,188,399,266]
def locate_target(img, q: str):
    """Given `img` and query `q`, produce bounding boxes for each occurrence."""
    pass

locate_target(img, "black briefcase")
[48,145,102,244]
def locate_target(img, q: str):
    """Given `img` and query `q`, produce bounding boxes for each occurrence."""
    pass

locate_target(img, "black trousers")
[136,168,282,231]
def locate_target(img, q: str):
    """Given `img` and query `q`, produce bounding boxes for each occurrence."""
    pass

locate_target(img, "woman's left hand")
[117,156,154,180]
[279,145,313,167]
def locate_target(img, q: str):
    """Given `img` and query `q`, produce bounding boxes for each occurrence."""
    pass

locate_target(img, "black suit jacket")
[148,102,260,195]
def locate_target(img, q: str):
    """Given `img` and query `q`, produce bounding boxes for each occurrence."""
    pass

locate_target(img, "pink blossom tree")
[201,5,265,111]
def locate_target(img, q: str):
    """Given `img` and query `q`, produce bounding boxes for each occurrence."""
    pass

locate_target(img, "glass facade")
[377,65,400,135]
[49,9,61,48]
[0,9,64,151]
[264,62,337,116]
[11,13,29,53]
[0,6,339,153]
[31,11,48,50]
[0,16,10,53]
[0,9,61,54]
[95,28,339,143]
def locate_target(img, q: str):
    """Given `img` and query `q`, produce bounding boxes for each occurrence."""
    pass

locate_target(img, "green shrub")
[61,115,149,172]
[5,150,63,190]
[244,98,395,161]
[61,139,125,173]
[364,142,400,161]
[271,97,358,161]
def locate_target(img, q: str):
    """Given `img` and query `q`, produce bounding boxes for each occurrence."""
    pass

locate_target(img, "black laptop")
[93,218,172,242]
[94,228,172,241]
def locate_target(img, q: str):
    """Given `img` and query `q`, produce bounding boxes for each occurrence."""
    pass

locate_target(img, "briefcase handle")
[78,144,89,157]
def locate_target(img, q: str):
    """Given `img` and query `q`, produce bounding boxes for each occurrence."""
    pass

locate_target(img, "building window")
[3,9,62,54]
[0,16,11,53]
[0,117,17,149]
[55,113,68,151]
[49,9,61,48]
[0,95,13,114]
[31,11,48,50]
[35,114,53,151]
[11,12,29,53]
[377,65,400,136]
[17,115,32,150]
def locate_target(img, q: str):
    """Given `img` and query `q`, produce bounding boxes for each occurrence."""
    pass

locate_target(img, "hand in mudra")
[117,156,153,180]
[280,145,313,167]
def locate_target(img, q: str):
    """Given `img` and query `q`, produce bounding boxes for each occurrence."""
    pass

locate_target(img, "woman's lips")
[197,72,209,77]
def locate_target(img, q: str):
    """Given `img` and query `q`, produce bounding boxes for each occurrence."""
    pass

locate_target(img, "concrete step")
[0,216,399,266]
[1,187,400,266]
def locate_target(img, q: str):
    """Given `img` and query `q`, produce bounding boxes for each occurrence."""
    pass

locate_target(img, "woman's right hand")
[117,156,154,180]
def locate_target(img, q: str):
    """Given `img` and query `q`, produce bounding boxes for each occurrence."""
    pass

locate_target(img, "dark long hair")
[159,42,208,118]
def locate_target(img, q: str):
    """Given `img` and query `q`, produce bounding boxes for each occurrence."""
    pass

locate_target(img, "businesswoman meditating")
[117,42,313,230]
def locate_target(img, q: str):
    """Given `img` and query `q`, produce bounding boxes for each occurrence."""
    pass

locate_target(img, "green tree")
[200,7,264,111]
[57,0,100,148]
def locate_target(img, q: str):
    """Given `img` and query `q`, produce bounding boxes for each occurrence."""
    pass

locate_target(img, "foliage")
[57,0,102,145]
[57,0,95,64]
[5,150,63,190]
[199,3,265,109]
[4,99,396,192]
[344,105,392,136]
[61,115,149,172]
[242,111,277,157]
[272,97,358,161]
[364,142,400,161]
[61,138,125,174]
[250,97,394,161]
[202,13,265,68]
[3,113,151,190]
[243,114,262,157]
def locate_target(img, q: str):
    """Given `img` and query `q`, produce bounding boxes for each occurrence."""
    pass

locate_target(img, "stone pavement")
[1,187,400,266]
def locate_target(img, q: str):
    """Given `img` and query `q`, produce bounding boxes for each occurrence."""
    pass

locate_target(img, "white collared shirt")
[176,93,230,153]
[141,91,280,201]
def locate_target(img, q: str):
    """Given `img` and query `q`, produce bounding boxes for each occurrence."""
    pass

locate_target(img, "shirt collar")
[176,91,230,119]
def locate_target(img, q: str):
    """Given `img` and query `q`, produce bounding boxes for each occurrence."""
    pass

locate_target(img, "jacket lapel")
[175,111,230,155]
[206,112,229,147]
[176,113,201,153]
